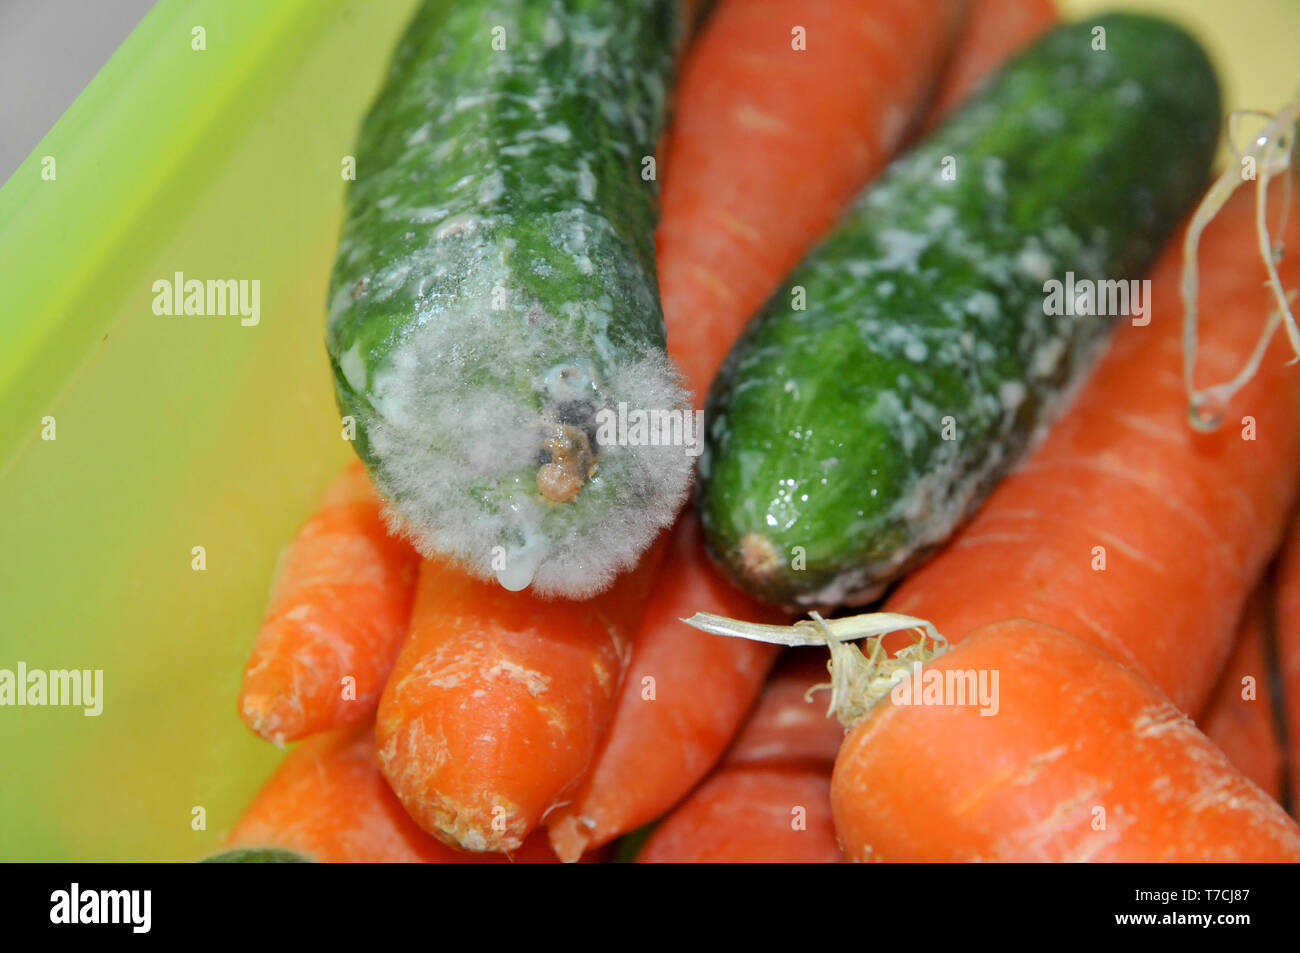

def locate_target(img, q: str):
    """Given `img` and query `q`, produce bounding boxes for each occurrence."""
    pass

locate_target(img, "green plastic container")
[0,0,1295,861]
[0,0,420,861]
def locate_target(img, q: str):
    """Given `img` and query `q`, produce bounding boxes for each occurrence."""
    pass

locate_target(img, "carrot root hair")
[1181,98,1300,430]
[682,610,947,726]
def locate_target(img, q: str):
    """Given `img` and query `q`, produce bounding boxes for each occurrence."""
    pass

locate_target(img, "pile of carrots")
[222,0,1300,863]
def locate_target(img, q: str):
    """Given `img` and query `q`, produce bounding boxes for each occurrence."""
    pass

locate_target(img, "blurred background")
[0,0,155,183]
[4,0,1300,186]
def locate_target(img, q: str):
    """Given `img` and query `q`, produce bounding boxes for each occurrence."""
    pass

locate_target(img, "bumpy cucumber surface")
[327,0,691,598]
[698,14,1221,608]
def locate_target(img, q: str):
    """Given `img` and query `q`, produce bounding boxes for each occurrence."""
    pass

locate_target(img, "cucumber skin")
[698,14,1221,608]
[200,848,312,863]
[325,1,691,598]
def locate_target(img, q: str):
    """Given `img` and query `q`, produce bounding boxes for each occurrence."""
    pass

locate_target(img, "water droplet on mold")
[496,539,546,592]
[497,561,535,592]
[1187,393,1227,433]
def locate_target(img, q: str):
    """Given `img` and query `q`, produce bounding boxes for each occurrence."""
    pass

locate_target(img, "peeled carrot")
[922,0,1058,129]
[832,619,1300,862]
[888,184,1300,715]
[224,722,559,863]
[1274,513,1300,814]
[656,0,963,403]
[239,461,418,743]
[637,655,845,863]
[376,539,665,853]
[546,515,780,861]
[1200,593,1285,801]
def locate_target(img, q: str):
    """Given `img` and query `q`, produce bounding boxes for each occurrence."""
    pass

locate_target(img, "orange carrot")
[637,768,842,863]
[239,461,418,743]
[376,539,666,853]
[635,3,1066,864]
[225,722,560,863]
[1200,593,1285,801]
[1274,512,1300,814]
[722,653,844,771]
[831,619,1300,862]
[560,0,1008,858]
[887,184,1300,715]
[546,515,780,861]
[922,0,1058,129]
[637,655,845,862]
[656,0,963,404]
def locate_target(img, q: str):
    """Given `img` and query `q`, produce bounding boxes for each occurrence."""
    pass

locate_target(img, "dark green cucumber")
[200,848,312,863]
[327,0,693,598]
[697,13,1220,608]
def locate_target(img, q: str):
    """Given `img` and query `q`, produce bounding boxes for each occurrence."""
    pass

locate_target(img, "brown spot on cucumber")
[537,424,597,503]
[738,532,781,580]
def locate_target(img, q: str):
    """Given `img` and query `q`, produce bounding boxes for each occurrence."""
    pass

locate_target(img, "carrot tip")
[239,692,302,746]
[547,814,593,864]
[381,778,528,853]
